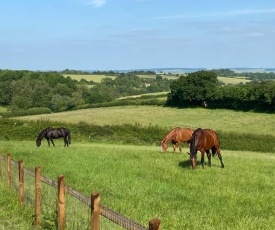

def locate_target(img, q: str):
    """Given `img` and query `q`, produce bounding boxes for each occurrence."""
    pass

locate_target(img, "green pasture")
[217,76,251,84]
[63,74,116,83]
[117,92,169,100]
[0,141,274,229]
[136,74,179,80]
[0,106,7,113]
[63,73,249,85]
[16,106,275,137]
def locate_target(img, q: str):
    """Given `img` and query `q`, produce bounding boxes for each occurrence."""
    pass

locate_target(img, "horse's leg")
[50,139,55,147]
[216,149,224,168]
[206,150,211,167]
[46,138,50,147]
[65,137,69,147]
[173,143,176,153]
[200,150,205,168]
[179,142,182,153]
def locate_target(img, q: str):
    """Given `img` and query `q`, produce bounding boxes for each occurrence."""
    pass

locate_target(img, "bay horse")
[36,127,71,147]
[161,127,194,153]
[189,128,224,169]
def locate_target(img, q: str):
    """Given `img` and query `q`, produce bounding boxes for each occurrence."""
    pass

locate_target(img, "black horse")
[36,127,71,147]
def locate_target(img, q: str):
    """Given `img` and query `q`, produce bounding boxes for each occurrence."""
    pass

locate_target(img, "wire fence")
[0,154,161,230]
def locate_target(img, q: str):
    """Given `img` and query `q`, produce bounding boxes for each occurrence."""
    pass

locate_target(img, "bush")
[27,107,52,115]
[0,119,275,152]
[0,107,52,118]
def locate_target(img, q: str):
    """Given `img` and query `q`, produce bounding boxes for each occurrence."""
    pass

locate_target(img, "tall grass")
[0,182,34,229]
[0,141,274,229]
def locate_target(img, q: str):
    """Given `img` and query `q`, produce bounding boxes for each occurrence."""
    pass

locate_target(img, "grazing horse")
[161,127,194,153]
[189,128,224,169]
[36,127,71,147]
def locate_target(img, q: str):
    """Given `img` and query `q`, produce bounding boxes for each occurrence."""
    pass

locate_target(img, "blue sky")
[1,0,275,70]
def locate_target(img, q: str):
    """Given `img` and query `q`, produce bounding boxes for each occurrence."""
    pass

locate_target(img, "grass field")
[0,106,7,112]
[16,106,275,137]
[0,141,274,229]
[63,74,249,85]
[136,74,179,80]
[2,106,275,229]
[63,74,116,83]
[217,76,251,84]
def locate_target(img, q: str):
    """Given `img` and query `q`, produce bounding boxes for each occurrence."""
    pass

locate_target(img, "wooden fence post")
[34,166,42,227]
[7,154,11,188]
[149,218,161,230]
[58,175,65,230]
[91,192,100,230]
[18,160,24,206]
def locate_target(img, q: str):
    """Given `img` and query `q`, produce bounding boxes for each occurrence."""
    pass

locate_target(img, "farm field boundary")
[0,153,161,230]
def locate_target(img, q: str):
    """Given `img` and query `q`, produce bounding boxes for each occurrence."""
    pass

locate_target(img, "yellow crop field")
[63,74,116,83]
[64,74,250,85]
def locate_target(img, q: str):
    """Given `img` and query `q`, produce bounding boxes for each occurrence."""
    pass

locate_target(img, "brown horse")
[189,128,224,169]
[161,127,194,153]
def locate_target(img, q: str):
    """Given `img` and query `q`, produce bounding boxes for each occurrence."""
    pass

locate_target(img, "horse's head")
[36,139,41,147]
[161,141,168,152]
[189,145,197,169]
[189,128,200,169]
[190,155,197,169]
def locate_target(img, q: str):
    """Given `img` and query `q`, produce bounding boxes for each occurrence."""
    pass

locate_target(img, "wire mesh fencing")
[0,154,161,230]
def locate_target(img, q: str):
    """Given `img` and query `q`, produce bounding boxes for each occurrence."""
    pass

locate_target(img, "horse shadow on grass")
[178,160,224,169]
[178,160,191,168]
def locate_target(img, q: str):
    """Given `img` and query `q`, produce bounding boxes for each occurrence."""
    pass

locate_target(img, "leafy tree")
[70,91,85,108]
[0,81,12,105]
[50,94,71,112]
[51,83,73,96]
[167,70,219,107]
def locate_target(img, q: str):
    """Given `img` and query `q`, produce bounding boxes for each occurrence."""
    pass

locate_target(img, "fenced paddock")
[0,153,161,230]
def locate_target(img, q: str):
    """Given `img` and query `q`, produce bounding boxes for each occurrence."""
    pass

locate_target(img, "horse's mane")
[190,128,203,153]
[37,127,51,140]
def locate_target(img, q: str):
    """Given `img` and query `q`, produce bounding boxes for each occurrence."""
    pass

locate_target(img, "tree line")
[212,68,275,80]
[1,69,275,115]
[167,70,275,112]
[0,70,171,113]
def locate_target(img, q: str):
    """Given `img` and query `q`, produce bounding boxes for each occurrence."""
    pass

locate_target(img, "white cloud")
[222,8,275,16]
[89,0,107,8]
[155,8,275,20]
[247,32,265,37]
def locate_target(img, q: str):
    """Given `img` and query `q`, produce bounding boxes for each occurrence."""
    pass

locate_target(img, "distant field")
[0,106,7,112]
[16,106,275,136]
[117,92,168,99]
[136,74,179,80]
[64,74,179,82]
[63,74,116,83]
[218,76,251,84]
[64,74,249,85]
